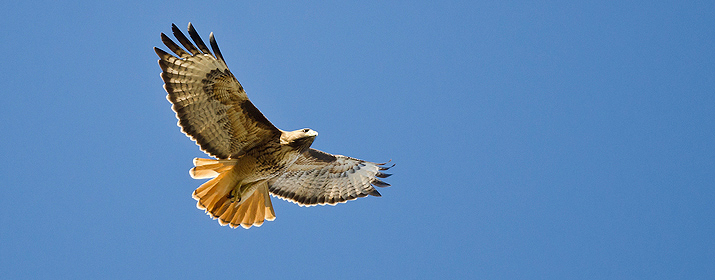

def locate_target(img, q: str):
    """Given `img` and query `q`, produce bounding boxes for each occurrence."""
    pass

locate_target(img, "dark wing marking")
[187,23,212,55]
[268,148,392,206]
[209,32,225,62]
[156,23,281,159]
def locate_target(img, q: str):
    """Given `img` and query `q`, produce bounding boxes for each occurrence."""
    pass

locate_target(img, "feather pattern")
[155,23,280,159]
[191,158,276,229]
[268,149,392,206]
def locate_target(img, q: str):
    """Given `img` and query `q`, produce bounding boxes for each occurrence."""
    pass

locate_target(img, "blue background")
[2,1,713,279]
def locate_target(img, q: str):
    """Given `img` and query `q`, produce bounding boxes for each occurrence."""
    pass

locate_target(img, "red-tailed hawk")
[155,23,392,229]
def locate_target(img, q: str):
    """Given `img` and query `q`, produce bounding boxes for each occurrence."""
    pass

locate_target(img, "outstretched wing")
[268,149,392,206]
[155,23,281,159]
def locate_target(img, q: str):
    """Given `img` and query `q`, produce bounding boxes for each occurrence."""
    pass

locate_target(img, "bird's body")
[155,23,391,229]
[188,129,317,228]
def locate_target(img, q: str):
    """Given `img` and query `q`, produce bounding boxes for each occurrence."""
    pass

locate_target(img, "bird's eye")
[303,129,309,133]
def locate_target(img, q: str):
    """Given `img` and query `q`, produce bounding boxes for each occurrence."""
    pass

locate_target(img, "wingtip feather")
[376,172,392,178]
[372,179,391,188]
[209,32,226,62]
[369,189,382,197]
[187,22,212,55]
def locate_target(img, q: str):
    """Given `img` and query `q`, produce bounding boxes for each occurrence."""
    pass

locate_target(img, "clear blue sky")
[1,1,713,279]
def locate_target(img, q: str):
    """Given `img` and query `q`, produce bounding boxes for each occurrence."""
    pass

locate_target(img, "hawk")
[155,23,392,229]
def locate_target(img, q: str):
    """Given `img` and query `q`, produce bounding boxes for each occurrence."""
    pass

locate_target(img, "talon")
[228,189,242,203]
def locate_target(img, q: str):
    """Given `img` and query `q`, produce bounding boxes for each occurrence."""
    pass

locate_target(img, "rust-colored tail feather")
[190,158,276,229]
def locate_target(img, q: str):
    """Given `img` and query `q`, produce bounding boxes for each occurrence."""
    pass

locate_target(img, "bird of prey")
[155,23,392,229]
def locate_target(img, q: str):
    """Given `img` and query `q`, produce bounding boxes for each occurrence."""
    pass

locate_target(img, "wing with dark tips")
[268,148,393,206]
[156,23,280,159]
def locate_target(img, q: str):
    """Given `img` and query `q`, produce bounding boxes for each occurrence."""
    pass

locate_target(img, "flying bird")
[155,23,392,229]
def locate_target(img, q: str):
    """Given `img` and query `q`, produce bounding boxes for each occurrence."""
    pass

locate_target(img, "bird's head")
[281,128,318,152]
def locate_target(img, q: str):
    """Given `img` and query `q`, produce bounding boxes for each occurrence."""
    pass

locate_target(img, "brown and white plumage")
[269,149,392,206]
[156,23,280,159]
[155,23,392,229]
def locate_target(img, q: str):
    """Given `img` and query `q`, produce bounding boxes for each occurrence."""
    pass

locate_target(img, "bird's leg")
[228,188,242,203]
[227,181,259,206]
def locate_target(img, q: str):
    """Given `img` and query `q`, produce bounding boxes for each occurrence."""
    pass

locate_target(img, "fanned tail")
[190,158,276,229]
[190,157,237,179]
